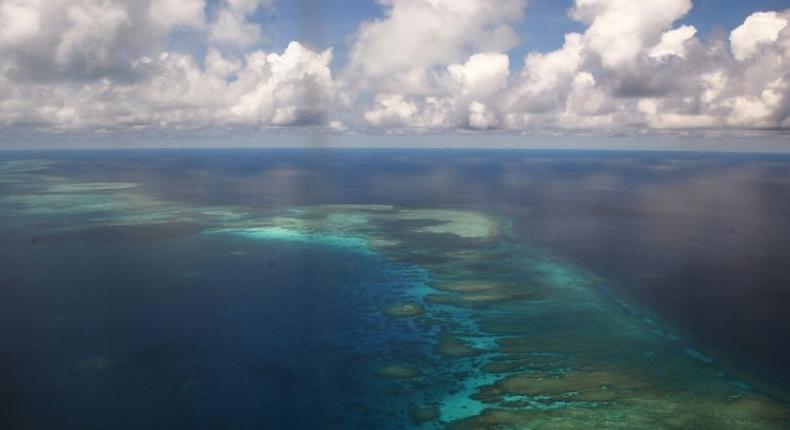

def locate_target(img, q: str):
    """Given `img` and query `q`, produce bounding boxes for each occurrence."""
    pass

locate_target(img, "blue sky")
[261,0,790,69]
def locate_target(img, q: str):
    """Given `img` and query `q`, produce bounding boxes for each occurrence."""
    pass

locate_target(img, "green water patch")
[0,162,256,239]
[0,159,54,177]
[1,189,188,224]
[0,160,69,193]
[384,303,425,317]
[47,182,139,193]
[3,193,134,216]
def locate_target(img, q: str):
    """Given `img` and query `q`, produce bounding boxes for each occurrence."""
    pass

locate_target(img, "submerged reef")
[472,368,651,402]
[3,159,789,429]
[0,159,56,185]
[384,303,425,317]
[377,365,420,380]
[409,404,439,424]
[433,281,502,293]
[435,337,483,359]
[47,183,139,193]
[449,392,790,430]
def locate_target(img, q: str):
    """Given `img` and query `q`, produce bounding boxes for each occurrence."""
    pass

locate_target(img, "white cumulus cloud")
[148,0,205,29]
[730,11,788,61]
[650,25,697,60]
[347,0,525,129]
[0,0,339,131]
[0,0,788,137]
[208,0,270,47]
[346,0,525,94]
[0,0,42,45]
[570,0,692,69]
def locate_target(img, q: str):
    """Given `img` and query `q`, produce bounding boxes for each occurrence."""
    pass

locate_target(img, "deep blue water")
[1,149,790,428]
[1,227,444,428]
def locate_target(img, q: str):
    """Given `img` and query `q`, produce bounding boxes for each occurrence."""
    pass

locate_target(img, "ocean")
[1,149,789,429]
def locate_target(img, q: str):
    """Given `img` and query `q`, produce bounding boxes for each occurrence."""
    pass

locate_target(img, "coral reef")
[48,183,138,193]
[376,365,419,380]
[384,303,424,317]
[450,393,790,430]
[409,404,439,424]
[435,337,483,358]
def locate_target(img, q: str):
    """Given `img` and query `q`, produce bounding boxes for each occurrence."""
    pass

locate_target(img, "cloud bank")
[0,0,787,136]
[0,0,334,130]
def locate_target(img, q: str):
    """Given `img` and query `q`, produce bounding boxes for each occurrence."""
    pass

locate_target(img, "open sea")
[1,149,789,429]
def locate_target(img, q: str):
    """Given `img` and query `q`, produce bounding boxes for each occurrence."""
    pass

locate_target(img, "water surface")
[1,149,789,429]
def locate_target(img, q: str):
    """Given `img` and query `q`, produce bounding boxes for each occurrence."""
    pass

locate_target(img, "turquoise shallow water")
[1,150,789,429]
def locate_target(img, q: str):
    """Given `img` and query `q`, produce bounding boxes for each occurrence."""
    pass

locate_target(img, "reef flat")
[1,157,788,429]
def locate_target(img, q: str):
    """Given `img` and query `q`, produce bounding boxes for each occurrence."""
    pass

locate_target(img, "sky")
[0,0,789,149]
